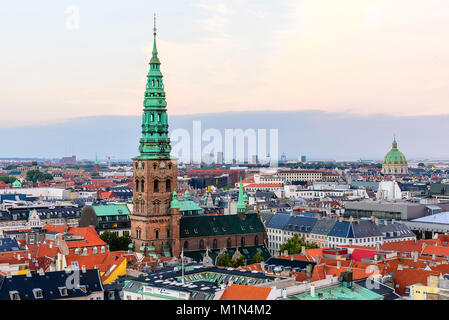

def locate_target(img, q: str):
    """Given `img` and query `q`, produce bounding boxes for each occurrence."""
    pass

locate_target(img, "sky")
[1,0,449,129]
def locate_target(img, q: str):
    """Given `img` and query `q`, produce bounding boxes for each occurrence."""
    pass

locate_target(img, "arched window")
[227,238,231,248]
[184,241,188,249]
[136,228,141,239]
[167,228,170,238]
[135,179,139,192]
[166,179,171,193]
[213,239,217,249]
[241,237,245,247]
[152,79,155,87]
[155,229,159,239]
[157,80,159,87]
[158,113,161,122]
[199,239,204,249]
[154,180,159,193]
[141,179,145,192]
[255,235,259,246]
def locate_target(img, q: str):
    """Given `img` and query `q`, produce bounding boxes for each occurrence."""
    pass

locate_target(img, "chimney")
[81,265,86,273]
[397,263,404,271]
[413,252,418,262]
[301,246,306,255]
[310,284,316,298]
[427,274,439,288]
[28,253,31,260]
[432,254,436,260]
[17,254,21,261]
[49,242,53,249]
[306,264,313,280]
[337,260,341,269]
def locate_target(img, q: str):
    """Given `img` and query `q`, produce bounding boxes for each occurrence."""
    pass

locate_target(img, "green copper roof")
[383,138,407,164]
[135,24,171,161]
[179,200,203,213]
[92,204,131,216]
[237,177,246,213]
[12,180,21,188]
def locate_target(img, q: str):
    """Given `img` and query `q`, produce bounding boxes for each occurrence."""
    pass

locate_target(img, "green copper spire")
[95,153,98,165]
[135,14,171,161]
[170,191,180,209]
[237,177,246,213]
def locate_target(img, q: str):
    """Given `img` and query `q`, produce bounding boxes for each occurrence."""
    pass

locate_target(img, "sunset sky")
[1,0,449,128]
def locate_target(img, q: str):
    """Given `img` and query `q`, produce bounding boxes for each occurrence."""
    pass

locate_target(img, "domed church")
[381,137,408,175]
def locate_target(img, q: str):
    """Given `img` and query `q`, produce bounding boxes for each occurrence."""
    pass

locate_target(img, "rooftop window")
[58,287,68,297]
[32,288,43,299]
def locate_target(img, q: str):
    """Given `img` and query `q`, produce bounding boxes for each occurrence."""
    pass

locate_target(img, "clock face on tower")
[138,161,143,168]
[159,161,166,168]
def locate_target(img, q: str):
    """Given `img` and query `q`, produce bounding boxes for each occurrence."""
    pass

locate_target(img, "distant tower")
[94,153,100,173]
[236,178,246,216]
[129,15,181,258]
[280,153,287,163]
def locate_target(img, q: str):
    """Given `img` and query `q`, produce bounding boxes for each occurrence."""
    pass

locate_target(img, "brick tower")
[130,16,181,258]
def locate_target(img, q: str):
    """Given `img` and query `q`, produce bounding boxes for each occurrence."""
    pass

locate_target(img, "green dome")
[383,138,407,164]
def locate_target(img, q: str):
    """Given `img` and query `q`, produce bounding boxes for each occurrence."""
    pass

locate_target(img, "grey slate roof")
[283,216,318,234]
[265,213,292,229]
[311,218,336,235]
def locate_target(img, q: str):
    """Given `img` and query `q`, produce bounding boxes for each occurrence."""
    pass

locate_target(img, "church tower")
[130,17,181,258]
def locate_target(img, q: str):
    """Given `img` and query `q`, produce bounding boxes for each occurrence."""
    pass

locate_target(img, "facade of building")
[79,204,131,237]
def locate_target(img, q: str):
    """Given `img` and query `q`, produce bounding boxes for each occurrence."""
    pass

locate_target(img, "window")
[141,180,145,193]
[154,180,159,193]
[167,228,170,238]
[184,241,188,249]
[9,291,20,300]
[155,229,159,239]
[58,287,68,297]
[199,240,204,249]
[227,238,231,248]
[135,179,139,192]
[213,239,217,249]
[255,235,259,246]
[241,237,245,247]
[166,179,171,193]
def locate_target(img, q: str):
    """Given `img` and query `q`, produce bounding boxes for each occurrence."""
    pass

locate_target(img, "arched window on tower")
[136,227,141,239]
[158,113,161,122]
[154,179,159,193]
[152,79,155,87]
[155,229,159,239]
[151,113,154,122]
[157,80,159,87]
[167,228,170,238]
[166,179,171,193]
[141,179,145,192]
[135,179,139,193]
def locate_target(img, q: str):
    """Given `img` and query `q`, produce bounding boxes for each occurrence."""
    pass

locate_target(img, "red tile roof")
[220,284,272,300]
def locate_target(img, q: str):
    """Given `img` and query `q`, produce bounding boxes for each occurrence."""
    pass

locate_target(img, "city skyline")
[1,0,449,128]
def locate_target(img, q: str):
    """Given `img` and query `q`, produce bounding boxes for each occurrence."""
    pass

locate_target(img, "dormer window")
[58,287,68,297]
[9,291,20,300]
[32,288,43,299]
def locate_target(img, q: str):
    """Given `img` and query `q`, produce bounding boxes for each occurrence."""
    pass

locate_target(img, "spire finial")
[153,13,157,36]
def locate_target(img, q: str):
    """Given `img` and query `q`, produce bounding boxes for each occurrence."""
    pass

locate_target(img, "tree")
[233,255,246,267]
[100,231,131,251]
[26,170,53,183]
[0,176,17,184]
[251,251,264,264]
[279,233,318,255]
[217,253,233,267]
